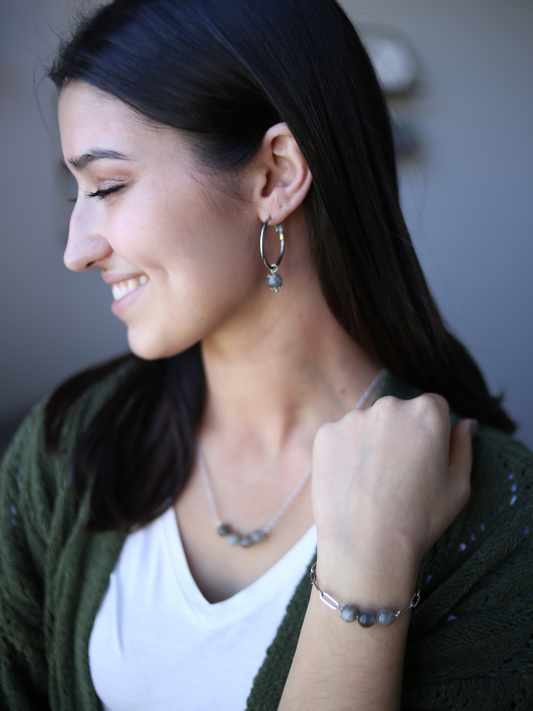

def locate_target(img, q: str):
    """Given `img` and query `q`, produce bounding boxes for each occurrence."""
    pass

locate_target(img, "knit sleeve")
[402,428,533,710]
[0,402,59,710]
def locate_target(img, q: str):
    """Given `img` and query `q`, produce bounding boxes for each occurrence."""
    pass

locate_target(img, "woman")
[1,0,531,708]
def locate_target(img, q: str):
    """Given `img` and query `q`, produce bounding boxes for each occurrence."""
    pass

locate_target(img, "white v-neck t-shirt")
[89,506,317,711]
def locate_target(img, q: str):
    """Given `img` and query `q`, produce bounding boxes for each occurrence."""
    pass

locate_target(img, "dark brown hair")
[47,0,515,531]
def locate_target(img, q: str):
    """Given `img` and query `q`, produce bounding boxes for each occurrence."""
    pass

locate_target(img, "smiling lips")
[112,274,149,301]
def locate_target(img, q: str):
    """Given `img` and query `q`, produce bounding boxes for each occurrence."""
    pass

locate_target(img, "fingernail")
[469,419,479,437]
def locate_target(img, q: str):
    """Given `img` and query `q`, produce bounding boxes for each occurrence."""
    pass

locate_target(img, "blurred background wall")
[0,0,532,455]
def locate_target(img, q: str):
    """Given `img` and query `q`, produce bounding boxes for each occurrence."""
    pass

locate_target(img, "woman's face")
[59,81,263,359]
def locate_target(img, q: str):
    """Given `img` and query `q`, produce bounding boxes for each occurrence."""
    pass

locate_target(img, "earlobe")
[254,123,313,224]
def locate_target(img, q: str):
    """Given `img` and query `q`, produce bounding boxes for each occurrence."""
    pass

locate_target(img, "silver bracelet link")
[310,563,420,627]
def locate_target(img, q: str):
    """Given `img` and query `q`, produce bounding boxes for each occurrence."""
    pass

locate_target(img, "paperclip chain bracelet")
[310,563,421,627]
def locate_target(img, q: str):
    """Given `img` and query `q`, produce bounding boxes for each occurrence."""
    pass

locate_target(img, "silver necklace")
[198,370,384,549]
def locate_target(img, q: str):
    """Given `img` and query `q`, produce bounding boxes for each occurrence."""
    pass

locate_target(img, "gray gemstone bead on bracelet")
[376,608,395,627]
[240,535,253,548]
[357,610,376,628]
[340,604,358,622]
[217,524,232,537]
[309,563,420,628]
[226,533,241,546]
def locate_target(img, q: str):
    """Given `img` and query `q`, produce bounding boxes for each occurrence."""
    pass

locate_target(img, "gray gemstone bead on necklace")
[250,529,266,544]
[267,273,283,291]
[216,523,267,548]
[376,608,395,627]
[226,533,241,546]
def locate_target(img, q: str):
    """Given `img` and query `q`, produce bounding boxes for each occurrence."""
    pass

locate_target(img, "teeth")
[111,275,149,301]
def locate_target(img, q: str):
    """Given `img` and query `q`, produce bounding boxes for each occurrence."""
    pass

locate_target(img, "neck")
[200,259,380,461]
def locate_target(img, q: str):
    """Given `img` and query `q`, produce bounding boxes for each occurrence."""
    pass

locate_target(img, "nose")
[63,203,113,272]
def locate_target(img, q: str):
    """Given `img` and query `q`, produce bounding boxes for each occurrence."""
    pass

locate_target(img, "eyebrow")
[67,149,128,171]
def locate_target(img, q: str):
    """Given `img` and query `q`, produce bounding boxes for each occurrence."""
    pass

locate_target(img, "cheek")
[112,179,208,258]
[118,194,256,282]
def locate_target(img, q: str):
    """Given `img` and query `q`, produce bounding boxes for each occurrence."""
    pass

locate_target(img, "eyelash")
[84,184,126,200]
[68,185,125,204]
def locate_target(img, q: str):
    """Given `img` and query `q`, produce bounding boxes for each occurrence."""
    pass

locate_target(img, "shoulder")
[435,423,533,590]
[472,422,533,492]
[0,359,135,537]
[0,363,132,710]
[0,359,133,620]
[422,419,533,578]
[402,425,533,708]
[469,423,533,537]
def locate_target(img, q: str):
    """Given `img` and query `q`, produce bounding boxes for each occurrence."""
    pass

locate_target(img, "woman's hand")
[312,394,474,603]
[279,395,474,710]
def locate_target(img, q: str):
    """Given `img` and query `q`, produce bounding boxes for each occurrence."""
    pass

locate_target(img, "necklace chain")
[199,370,384,549]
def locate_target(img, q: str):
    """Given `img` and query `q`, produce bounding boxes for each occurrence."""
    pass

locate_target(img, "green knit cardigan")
[1,371,533,711]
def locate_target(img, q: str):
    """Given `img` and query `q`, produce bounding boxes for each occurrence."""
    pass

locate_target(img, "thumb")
[449,418,475,502]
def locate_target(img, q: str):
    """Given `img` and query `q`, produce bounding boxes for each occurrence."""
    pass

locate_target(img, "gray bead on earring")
[260,217,285,292]
[266,271,283,292]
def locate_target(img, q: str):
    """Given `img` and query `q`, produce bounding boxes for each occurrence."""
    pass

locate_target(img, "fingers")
[448,418,475,506]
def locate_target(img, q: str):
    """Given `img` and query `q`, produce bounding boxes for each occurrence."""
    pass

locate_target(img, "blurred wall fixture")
[360,26,421,155]
[365,32,419,95]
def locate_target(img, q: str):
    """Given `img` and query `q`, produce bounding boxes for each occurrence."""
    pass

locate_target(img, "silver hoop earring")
[259,217,285,292]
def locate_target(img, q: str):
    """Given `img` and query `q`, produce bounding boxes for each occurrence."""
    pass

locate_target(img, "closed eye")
[84,184,126,200]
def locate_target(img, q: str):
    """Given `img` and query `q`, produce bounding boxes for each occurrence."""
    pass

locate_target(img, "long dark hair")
[47,0,515,532]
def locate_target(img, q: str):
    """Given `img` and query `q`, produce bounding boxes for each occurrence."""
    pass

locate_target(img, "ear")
[251,123,313,224]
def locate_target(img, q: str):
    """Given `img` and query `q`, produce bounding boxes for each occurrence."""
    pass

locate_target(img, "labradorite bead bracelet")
[310,563,420,627]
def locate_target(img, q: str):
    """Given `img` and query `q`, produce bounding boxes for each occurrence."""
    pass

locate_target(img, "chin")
[127,327,197,361]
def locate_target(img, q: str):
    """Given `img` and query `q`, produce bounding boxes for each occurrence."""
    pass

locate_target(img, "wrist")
[314,543,420,610]
[310,562,420,628]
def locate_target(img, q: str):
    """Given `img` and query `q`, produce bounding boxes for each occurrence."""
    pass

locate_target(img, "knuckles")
[314,393,451,442]
[373,393,451,438]
[410,394,450,434]
[313,393,452,463]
